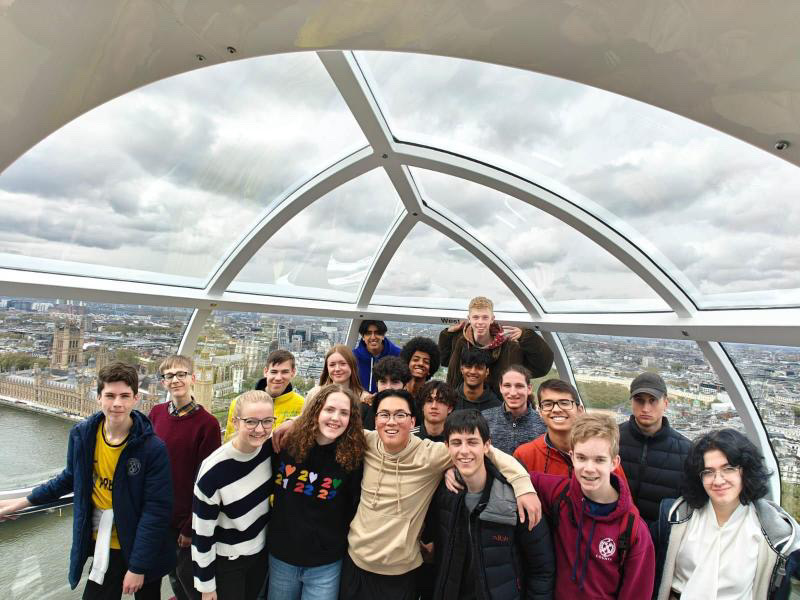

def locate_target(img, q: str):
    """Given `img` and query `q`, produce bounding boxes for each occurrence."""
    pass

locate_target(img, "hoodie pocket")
[357,512,416,569]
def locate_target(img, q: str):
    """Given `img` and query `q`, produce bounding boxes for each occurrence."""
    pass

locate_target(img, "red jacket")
[515,434,629,485]
[532,471,655,600]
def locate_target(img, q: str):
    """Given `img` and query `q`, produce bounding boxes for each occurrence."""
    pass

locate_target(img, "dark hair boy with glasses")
[149,354,221,600]
[514,379,628,484]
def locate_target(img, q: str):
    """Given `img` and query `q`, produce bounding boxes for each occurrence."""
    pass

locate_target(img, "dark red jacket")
[532,471,655,600]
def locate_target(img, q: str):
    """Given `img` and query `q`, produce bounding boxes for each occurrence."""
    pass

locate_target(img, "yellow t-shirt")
[91,423,128,549]
[223,389,305,442]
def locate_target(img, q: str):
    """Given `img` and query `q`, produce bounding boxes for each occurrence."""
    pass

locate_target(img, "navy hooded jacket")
[28,410,174,589]
[353,337,402,393]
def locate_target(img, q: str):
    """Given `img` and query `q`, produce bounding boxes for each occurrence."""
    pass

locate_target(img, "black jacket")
[430,461,554,600]
[618,416,690,524]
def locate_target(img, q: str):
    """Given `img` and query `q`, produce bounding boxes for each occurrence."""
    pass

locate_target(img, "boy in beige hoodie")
[276,388,540,600]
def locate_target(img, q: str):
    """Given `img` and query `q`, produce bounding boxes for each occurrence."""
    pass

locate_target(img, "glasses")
[161,371,190,382]
[236,417,276,430]
[375,411,411,423]
[700,465,741,483]
[539,399,577,412]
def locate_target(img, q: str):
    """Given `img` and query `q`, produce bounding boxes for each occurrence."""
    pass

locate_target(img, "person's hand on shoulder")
[502,325,523,342]
[444,467,464,493]
[271,418,296,452]
[517,491,542,530]
[447,320,467,333]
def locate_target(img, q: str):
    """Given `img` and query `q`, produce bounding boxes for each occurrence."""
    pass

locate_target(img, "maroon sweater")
[149,402,221,536]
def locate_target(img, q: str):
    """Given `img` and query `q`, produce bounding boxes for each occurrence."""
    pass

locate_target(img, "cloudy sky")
[0,50,798,310]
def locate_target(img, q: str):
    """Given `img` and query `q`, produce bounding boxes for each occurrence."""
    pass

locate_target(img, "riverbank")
[0,395,81,423]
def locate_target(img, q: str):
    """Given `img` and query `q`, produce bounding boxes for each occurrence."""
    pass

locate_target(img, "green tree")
[576,381,629,410]
[114,348,139,367]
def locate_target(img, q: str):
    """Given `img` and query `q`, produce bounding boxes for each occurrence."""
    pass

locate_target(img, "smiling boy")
[531,413,654,600]
[0,362,174,599]
[224,349,305,441]
[149,355,220,600]
[428,410,555,599]
[439,296,553,396]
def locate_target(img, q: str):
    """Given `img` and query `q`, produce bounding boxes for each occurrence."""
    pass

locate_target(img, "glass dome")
[1,18,799,594]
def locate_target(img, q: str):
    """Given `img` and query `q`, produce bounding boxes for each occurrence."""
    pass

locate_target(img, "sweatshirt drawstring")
[371,452,386,508]
[369,452,402,514]
[579,519,597,590]
[569,503,598,591]
[544,447,551,473]
[570,506,584,585]
[394,459,401,513]
[368,355,374,392]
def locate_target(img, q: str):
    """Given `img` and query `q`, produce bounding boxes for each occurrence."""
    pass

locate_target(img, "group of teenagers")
[1,296,800,600]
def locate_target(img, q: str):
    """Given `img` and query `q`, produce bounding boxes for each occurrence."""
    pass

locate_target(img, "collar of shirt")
[169,397,198,417]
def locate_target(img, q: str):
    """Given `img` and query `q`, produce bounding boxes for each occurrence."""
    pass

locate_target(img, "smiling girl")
[654,429,800,600]
[268,384,366,600]
[306,345,367,404]
[191,391,275,600]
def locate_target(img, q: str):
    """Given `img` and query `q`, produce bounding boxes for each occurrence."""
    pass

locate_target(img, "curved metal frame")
[0,49,789,495]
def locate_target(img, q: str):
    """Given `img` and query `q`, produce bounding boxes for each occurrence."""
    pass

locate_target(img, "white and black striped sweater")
[191,441,273,593]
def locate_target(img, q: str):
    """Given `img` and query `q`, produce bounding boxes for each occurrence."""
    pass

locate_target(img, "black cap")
[630,372,667,400]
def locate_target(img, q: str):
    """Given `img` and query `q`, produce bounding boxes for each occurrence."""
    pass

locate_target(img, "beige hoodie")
[347,430,535,575]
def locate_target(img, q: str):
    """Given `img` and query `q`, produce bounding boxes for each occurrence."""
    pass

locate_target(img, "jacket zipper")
[636,441,648,499]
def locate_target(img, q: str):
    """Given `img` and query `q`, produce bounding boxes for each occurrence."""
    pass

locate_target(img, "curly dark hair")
[285,384,366,472]
[374,356,411,385]
[400,337,441,381]
[416,380,457,415]
[683,428,771,508]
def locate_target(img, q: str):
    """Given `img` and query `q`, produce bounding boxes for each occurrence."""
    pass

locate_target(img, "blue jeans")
[268,555,342,600]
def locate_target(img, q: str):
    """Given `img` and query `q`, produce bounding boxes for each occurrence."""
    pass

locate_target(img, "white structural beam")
[206,147,379,294]
[318,52,393,158]
[540,331,578,387]
[698,341,781,501]
[355,213,416,309]
[417,205,545,318]
[178,309,212,356]
[321,50,545,318]
[3,266,800,345]
[394,144,697,318]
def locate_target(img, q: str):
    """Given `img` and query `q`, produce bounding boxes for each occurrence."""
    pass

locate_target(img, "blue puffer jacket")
[28,410,174,589]
[353,337,402,393]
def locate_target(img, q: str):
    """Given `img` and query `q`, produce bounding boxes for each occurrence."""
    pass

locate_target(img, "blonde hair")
[468,296,494,313]
[570,413,619,457]
[159,354,193,374]
[234,390,274,418]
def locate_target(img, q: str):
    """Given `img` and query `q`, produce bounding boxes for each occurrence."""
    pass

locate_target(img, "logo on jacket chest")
[126,458,141,476]
[597,537,616,560]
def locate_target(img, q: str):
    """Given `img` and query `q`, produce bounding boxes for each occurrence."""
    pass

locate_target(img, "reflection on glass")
[412,168,669,313]
[230,169,402,301]
[193,310,351,422]
[0,53,366,286]
[724,343,800,521]
[372,222,525,312]
[0,297,188,596]
[359,51,800,309]
[559,333,744,439]
[0,296,190,488]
